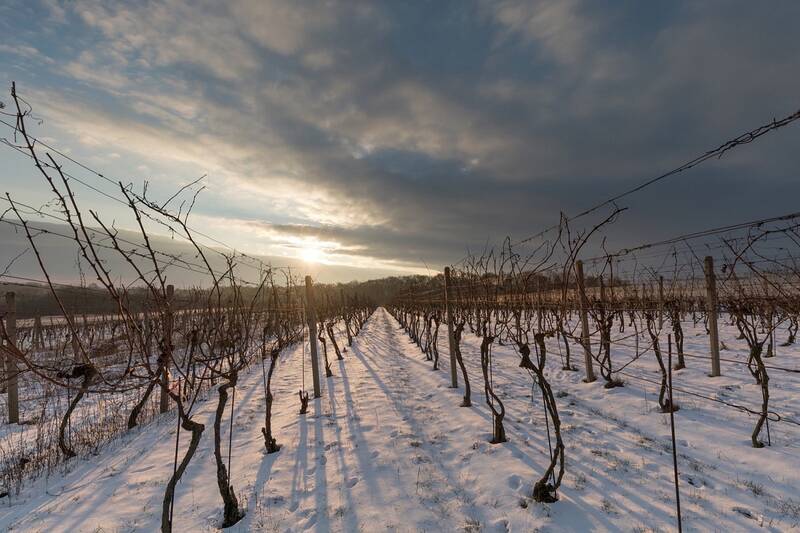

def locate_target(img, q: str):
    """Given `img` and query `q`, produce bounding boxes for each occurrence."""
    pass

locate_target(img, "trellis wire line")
[514,107,800,246]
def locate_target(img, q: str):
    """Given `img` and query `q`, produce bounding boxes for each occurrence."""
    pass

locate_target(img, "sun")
[300,245,325,263]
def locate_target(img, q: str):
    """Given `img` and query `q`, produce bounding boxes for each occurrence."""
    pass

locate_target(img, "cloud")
[489,0,596,65]
[2,0,800,279]
[62,55,130,91]
[0,44,54,64]
[230,0,343,56]
[74,0,262,81]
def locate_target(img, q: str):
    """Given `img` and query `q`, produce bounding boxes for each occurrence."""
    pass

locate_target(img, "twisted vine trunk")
[129,350,164,429]
[326,323,343,360]
[262,350,282,454]
[559,322,575,371]
[431,314,440,371]
[765,310,775,358]
[521,335,565,503]
[599,314,613,385]
[670,308,685,370]
[736,320,762,384]
[128,374,159,429]
[344,315,354,347]
[319,327,333,377]
[749,344,770,448]
[58,365,96,459]
[732,307,772,449]
[213,371,244,527]
[480,334,505,444]
[646,315,678,413]
[453,322,471,407]
[161,405,205,533]
[423,313,433,361]
[783,315,797,346]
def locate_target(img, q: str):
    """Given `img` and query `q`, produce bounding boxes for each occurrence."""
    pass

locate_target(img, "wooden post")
[71,327,81,363]
[704,256,721,377]
[340,288,353,347]
[575,261,596,383]
[160,284,174,413]
[658,276,665,329]
[763,279,774,358]
[305,276,322,398]
[33,315,42,349]
[6,292,19,424]
[444,267,457,388]
[599,276,608,367]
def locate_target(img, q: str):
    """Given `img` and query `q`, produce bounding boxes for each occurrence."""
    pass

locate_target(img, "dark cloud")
[2,0,800,278]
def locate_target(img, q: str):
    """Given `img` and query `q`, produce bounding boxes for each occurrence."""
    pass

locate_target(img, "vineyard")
[0,74,800,533]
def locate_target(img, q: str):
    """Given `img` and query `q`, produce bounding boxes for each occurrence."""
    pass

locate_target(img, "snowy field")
[0,307,798,532]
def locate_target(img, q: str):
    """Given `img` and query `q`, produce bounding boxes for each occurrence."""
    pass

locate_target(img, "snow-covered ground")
[0,307,798,531]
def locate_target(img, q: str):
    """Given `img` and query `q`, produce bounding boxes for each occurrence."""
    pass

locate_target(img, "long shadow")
[382,308,686,530]
[312,397,329,532]
[288,407,309,514]
[449,319,725,529]
[143,358,298,529]
[54,345,301,532]
[165,363,288,525]
[323,368,362,530]
[336,350,386,504]
[471,396,679,526]
[31,412,183,532]
[350,310,496,526]
[250,348,295,512]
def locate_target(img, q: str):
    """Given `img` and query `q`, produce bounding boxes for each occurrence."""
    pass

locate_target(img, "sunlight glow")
[300,244,326,264]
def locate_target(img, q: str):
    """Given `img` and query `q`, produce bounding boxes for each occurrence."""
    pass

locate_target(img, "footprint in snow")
[492,518,511,532]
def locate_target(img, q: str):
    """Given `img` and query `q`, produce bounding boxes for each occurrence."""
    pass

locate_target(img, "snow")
[0,307,798,531]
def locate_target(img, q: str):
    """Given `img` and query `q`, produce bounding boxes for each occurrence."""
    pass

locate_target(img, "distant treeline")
[0,277,407,319]
[0,283,160,318]
[2,273,565,318]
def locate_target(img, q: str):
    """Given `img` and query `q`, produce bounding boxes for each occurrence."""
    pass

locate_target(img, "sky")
[1,1,800,284]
